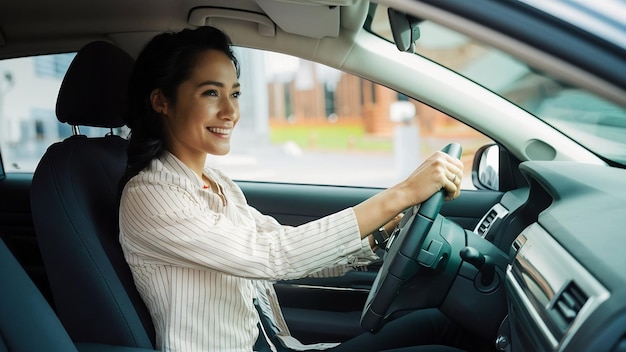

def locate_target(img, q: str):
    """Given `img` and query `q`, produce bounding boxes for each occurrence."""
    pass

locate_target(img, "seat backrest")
[30,41,155,348]
[0,238,79,352]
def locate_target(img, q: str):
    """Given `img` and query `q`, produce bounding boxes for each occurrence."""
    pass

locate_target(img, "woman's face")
[158,49,240,162]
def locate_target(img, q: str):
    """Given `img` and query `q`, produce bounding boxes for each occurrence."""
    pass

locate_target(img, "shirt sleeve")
[246,206,378,278]
[304,238,380,278]
[120,174,369,281]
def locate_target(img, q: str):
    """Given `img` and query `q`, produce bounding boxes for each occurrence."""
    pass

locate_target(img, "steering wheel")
[360,143,462,333]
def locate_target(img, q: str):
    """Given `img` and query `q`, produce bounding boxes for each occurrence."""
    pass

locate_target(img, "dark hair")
[119,26,240,192]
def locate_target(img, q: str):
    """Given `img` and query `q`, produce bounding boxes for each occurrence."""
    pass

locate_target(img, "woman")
[119,26,472,352]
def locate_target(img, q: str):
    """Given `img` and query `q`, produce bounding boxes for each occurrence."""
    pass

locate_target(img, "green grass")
[270,125,392,152]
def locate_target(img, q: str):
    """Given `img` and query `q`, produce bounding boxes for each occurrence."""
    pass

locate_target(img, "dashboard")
[274,159,626,351]
[488,161,626,351]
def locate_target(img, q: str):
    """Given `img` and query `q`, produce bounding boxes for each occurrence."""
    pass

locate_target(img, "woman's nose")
[219,98,238,120]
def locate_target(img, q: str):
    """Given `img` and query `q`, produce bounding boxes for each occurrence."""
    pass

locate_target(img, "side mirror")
[472,144,499,191]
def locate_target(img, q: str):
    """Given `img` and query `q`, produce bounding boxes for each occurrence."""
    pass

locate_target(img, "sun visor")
[188,8,276,37]
[256,0,341,38]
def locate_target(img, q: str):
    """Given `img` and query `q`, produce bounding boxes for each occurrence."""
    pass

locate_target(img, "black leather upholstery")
[56,41,130,128]
[0,239,79,352]
[0,239,157,352]
[30,41,155,349]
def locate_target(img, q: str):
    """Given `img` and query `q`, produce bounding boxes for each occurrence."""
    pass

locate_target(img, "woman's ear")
[150,89,169,115]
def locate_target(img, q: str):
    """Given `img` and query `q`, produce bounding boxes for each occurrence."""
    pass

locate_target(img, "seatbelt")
[254,298,279,352]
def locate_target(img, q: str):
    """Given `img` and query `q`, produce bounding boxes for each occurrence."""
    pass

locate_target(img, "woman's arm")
[353,151,463,239]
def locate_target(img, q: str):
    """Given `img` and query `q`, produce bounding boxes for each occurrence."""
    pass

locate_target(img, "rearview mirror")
[388,8,421,52]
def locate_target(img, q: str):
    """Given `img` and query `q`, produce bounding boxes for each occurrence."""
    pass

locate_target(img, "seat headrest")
[56,41,134,128]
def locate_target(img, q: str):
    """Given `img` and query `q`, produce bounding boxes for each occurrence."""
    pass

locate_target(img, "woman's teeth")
[208,127,231,135]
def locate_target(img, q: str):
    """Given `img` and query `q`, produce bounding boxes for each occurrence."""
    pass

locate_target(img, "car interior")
[0,237,80,352]
[29,40,155,349]
[0,0,625,352]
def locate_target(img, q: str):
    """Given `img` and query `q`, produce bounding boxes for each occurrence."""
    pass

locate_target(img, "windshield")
[367,4,626,166]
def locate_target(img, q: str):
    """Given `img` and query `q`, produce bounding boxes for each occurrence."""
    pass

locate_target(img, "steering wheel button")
[417,249,435,267]
[417,240,443,268]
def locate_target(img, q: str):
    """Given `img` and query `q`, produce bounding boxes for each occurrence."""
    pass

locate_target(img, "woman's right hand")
[353,151,463,239]
[399,150,463,204]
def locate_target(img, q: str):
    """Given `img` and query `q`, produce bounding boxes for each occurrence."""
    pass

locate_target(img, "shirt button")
[338,245,347,255]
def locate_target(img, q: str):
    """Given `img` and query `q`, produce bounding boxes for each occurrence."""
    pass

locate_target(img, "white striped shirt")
[119,152,374,351]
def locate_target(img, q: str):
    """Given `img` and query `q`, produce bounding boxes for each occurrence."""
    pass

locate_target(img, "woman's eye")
[231,91,241,99]
[202,89,219,97]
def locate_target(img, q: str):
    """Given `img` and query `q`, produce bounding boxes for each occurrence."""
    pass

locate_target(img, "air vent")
[477,209,497,236]
[474,204,508,237]
[553,281,588,329]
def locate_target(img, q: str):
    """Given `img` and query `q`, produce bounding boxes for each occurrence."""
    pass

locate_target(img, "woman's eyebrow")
[197,80,240,89]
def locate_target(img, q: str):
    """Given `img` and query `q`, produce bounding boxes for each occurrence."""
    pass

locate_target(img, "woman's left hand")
[369,214,403,250]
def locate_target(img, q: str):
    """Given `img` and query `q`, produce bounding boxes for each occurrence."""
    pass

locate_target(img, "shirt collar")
[159,151,205,188]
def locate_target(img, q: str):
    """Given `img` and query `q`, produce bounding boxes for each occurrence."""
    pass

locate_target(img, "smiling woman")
[117,25,471,352]
[152,49,241,171]
[121,27,241,188]
[2,1,624,352]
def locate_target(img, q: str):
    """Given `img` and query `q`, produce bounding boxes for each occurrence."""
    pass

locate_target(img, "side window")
[0,50,492,189]
[0,53,113,173]
[215,47,492,189]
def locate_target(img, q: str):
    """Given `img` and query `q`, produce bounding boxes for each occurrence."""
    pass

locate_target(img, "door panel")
[237,180,503,342]
[0,173,54,306]
[0,173,503,343]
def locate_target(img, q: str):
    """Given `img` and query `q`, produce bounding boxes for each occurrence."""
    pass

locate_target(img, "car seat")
[0,237,158,352]
[0,238,79,352]
[30,41,155,349]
